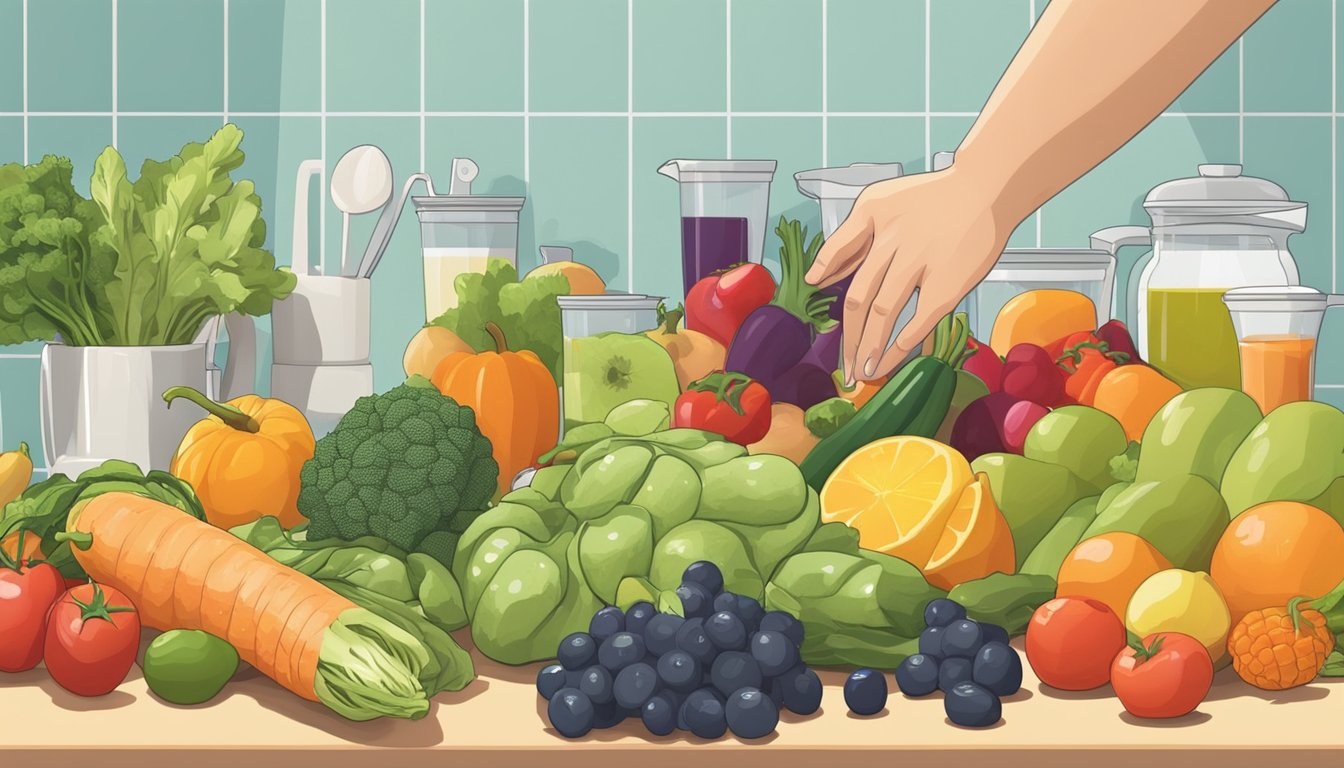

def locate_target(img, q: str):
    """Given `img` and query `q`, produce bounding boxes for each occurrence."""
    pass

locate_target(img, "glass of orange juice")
[1223,287,1343,414]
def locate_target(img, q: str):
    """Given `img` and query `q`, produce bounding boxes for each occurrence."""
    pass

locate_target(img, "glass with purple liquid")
[658,159,777,294]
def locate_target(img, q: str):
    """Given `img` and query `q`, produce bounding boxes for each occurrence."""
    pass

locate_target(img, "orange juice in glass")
[1223,287,1343,415]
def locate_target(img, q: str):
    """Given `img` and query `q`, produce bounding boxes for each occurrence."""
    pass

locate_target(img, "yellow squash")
[165,386,316,529]
[0,441,33,508]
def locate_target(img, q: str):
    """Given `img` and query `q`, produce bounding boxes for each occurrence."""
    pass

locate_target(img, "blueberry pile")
[537,561,822,740]
[893,597,1022,727]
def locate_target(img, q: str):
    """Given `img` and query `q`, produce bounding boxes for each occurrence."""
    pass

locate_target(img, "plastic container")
[794,162,905,238]
[962,249,1117,342]
[557,294,663,431]
[658,159,777,294]
[414,194,524,321]
[1223,286,1343,414]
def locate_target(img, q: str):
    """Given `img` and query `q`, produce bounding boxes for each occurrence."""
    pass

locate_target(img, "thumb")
[806,215,871,288]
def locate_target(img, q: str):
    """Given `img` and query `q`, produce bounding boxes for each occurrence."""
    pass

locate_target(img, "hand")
[805,166,1020,384]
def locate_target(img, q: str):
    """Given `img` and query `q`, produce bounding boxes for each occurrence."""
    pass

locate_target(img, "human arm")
[807,0,1277,382]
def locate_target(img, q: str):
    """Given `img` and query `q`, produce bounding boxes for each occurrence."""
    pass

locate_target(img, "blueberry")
[710,651,763,698]
[778,665,822,715]
[676,582,715,619]
[675,617,718,665]
[938,656,974,692]
[725,687,779,740]
[578,665,614,704]
[733,595,765,632]
[705,611,748,651]
[945,682,1002,728]
[680,688,728,739]
[614,662,660,709]
[758,611,805,647]
[642,692,679,736]
[625,601,657,636]
[644,613,685,656]
[895,653,940,697]
[536,663,567,700]
[844,668,887,716]
[765,676,785,709]
[565,668,584,689]
[713,591,742,616]
[941,619,985,659]
[557,632,598,671]
[598,632,647,672]
[589,606,625,643]
[592,700,629,729]
[973,641,1023,697]
[657,650,703,694]
[682,561,725,596]
[547,688,595,738]
[980,623,1011,648]
[918,626,944,659]
[924,598,967,628]
[749,631,799,678]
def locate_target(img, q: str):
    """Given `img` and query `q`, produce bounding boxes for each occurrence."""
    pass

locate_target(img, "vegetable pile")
[0,125,294,346]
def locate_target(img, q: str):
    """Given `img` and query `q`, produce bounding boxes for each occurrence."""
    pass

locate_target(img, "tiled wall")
[3,0,1344,473]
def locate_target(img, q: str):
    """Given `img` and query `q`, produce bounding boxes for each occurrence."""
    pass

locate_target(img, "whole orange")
[1055,532,1172,620]
[1211,501,1344,624]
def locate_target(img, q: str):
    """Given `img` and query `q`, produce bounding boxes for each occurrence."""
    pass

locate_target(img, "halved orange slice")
[922,472,1016,591]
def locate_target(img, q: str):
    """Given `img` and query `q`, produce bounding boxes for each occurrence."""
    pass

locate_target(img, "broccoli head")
[298,381,499,564]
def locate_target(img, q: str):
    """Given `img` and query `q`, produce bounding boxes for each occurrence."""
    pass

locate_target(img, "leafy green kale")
[429,258,568,380]
[298,381,500,566]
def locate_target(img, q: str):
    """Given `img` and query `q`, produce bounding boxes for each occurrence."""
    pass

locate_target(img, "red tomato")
[684,264,777,348]
[673,371,772,445]
[0,555,66,672]
[1111,632,1213,718]
[1025,596,1126,691]
[44,582,140,697]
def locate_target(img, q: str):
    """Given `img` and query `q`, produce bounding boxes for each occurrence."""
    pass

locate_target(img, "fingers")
[838,235,901,385]
[806,213,872,288]
[874,278,963,376]
[852,263,921,382]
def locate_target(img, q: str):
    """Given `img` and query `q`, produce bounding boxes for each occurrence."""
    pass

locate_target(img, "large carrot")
[60,492,433,721]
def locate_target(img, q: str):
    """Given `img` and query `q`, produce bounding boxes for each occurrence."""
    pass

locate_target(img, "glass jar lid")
[1143,164,1307,232]
[795,163,905,201]
[1222,285,1331,313]
[557,294,664,311]
[412,195,526,214]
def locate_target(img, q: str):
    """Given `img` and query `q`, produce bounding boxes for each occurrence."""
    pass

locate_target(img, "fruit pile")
[537,562,823,740]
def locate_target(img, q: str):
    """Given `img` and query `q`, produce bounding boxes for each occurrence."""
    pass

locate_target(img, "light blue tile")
[0,117,22,164]
[325,117,421,392]
[229,116,322,261]
[632,0,726,113]
[28,0,112,112]
[929,0,1029,112]
[731,116,822,277]
[1244,0,1331,113]
[0,0,21,112]
[116,116,229,176]
[326,0,420,112]
[118,0,224,112]
[1314,386,1344,411]
[1316,312,1344,385]
[1172,43,1240,114]
[529,117,628,287]
[228,0,322,113]
[826,117,925,171]
[929,114,972,157]
[731,0,822,112]
[0,357,44,469]
[425,0,524,112]
[423,116,530,268]
[826,0,923,112]
[26,117,114,195]
[631,116,728,298]
[529,0,627,112]
[1243,117,1332,294]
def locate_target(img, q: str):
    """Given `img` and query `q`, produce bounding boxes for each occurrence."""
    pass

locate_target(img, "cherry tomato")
[673,371,772,445]
[1025,596,1126,691]
[0,542,66,672]
[1111,632,1213,718]
[44,582,140,697]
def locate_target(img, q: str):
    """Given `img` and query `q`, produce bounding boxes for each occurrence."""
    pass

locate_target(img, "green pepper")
[1220,401,1344,526]
[142,630,239,705]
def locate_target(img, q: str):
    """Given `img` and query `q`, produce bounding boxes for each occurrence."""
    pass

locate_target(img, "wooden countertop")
[3,632,1340,768]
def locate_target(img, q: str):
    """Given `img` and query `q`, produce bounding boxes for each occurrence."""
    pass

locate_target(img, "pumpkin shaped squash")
[431,322,559,499]
[165,386,316,529]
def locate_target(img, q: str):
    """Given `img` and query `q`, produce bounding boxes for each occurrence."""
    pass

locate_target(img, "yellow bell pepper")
[0,441,33,508]
[165,387,315,529]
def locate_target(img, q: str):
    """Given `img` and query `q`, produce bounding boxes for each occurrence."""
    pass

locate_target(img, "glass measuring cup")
[658,159,777,295]
[557,294,664,432]
[1222,286,1344,414]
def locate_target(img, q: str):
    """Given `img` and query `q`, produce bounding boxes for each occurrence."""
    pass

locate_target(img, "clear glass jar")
[557,294,663,432]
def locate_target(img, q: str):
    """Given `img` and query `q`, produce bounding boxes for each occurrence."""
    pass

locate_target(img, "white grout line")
[523,0,530,183]
[319,0,327,268]
[419,0,426,170]
[627,0,634,292]
[222,0,229,127]
[0,354,40,360]
[923,0,930,169]
[1318,384,1344,389]
[20,0,26,164]
[820,0,828,168]
[111,0,118,147]
[1238,38,1245,163]
[16,110,1340,119]
[1334,0,1338,294]
[725,0,732,157]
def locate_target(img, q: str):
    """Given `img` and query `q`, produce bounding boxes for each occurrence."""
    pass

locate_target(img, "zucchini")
[800,313,970,492]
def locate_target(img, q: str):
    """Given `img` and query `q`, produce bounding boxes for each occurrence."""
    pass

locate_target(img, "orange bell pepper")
[1090,364,1182,441]
[1056,339,1130,405]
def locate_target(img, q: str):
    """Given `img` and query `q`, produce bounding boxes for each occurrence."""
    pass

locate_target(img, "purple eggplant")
[819,274,852,324]
[724,304,812,388]
[801,326,841,374]
[770,364,836,410]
